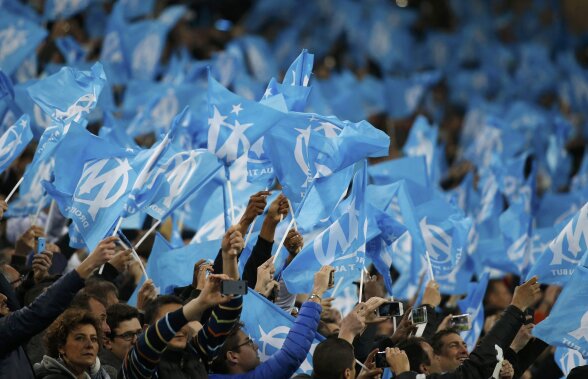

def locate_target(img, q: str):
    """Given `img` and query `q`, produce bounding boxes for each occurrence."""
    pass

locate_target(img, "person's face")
[420,341,442,374]
[486,281,512,310]
[155,303,189,350]
[60,324,99,372]
[0,292,9,316]
[229,330,260,372]
[88,298,110,341]
[108,318,142,360]
[436,333,469,372]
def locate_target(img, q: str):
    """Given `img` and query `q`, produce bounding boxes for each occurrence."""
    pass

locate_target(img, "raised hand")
[108,249,133,273]
[192,259,214,290]
[422,280,441,308]
[198,274,234,307]
[510,323,535,353]
[385,347,410,375]
[338,304,367,343]
[136,279,158,311]
[311,266,335,298]
[359,297,391,324]
[284,229,303,255]
[238,190,270,234]
[511,276,541,312]
[499,359,514,379]
[75,236,118,279]
[254,257,279,298]
[266,193,289,223]
[15,226,45,256]
[221,225,244,258]
[32,251,53,283]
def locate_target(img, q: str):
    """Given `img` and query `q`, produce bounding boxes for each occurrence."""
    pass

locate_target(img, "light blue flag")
[43,0,91,21]
[68,222,86,249]
[5,158,53,217]
[0,114,32,174]
[533,259,588,357]
[122,108,187,217]
[384,71,441,119]
[415,198,473,294]
[526,202,588,286]
[572,149,588,196]
[403,115,439,182]
[0,12,47,75]
[0,69,14,102]
[100,2,128,85]
[457,272,489,353]
[282,162,367,294]
[122,5,186,81]
[98,112,141,151]
[120,0,156,19]
[241,290,324,376]
[147,233,220,294]
[367,156,430,205]
[554,347,587,378]
[207,71,285,166]
[145,149,222,220]
[55,36,87,65]
[27,62,106,128]
[233,36,278,83]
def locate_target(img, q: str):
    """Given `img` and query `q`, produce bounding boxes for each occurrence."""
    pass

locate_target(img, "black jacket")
[0,270,85,379]
[398,305,526,379]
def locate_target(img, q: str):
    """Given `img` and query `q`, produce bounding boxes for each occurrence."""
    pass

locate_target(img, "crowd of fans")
[1,0,588,379]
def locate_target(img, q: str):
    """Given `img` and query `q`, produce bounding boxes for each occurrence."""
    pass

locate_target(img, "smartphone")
[328,270,335,289]
[411,306,428,325]
[375,351,389,368]
[36,237,46,255]
[221,280,248,295]
[449,314,471,331]
[378,301,404,317]
[524,308,535,324]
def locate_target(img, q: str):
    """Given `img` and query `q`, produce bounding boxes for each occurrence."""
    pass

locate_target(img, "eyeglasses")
[111,330,142,341]
[231,337,255,350]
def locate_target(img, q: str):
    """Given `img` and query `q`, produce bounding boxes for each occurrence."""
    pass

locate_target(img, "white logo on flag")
[0,127,21,167]
[207,105,252,162]
[569,311,588,342]
[313,199,360,265]
[102,32,123,63]
[0,26,28,62]
[558,348,587,376]
[257,325,316,374]
[419,217,452,264]
[549,205,588,265]
[74,158,132,219]
[161,151,199,208]
[132,33,161,77]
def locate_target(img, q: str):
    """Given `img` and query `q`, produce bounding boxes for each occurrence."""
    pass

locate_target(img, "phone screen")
[450,314,470,331]
[375,352,388,368]
[411,306,428,325]
[37,237,46,255]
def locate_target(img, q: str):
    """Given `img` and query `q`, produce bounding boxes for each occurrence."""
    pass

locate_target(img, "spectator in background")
[102,303,142,374]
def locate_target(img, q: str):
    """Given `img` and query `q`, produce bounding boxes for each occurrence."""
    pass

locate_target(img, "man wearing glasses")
[103,303,142,370]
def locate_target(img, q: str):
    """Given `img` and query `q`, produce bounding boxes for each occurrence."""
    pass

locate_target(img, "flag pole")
[99,217,125,274]
[272,217,296,264]
[331,276,344,298]
[118,238,149,280]
[5,177,24,203]
[226,178,236,225]
[44,200,56,234]
[134,218,162,249]
[358,263,366,303]
[425,250,435,281]
[31,200,45,226]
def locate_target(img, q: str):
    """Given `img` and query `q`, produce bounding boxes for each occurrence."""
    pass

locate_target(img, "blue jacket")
[0,270,85,379]
[209,300,321,379]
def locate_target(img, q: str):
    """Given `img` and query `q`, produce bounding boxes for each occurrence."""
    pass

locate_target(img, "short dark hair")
[431,328,461,355]
[44,308,103,358]
[143,295,183,325]
[70,290,108,311]
[209,322,244,374]
[106,303,140,339]
[396,337,431,373]
[85,278,119,302]
[312,337,355,379]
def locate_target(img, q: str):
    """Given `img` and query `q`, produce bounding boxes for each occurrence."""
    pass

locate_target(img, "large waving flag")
[526,202,588,286]
[457,272,489,353]
[0,114,32,174]
[27,62,106,130]
[5,158,53,217]
[207,71,284,166]
[0,12,47,75]
[402,115,439,181]
[241,290,324,376]
[533,257,588,357]
[145,149,222,220]
[282,161,367,294]
[415,198,473,294]
[43,0,92,21]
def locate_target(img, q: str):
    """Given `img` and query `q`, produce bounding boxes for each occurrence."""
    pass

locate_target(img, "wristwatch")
[308,293,322,302]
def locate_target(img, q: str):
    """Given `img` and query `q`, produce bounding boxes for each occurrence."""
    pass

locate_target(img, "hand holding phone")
[377,301,404,317]
[375,351,389,368]
[221,280,248,295]
[410,306,428,325]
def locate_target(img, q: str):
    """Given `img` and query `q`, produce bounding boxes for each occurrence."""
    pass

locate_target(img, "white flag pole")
[134,219,162,249]
[31,200,44,226]
[358,263,366,302]
[44,200,56,234]
[118,239,149,280]
[425,250,435,282]
[5,177,24,203]
[99,217,125,275]
[272,217,296,264]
